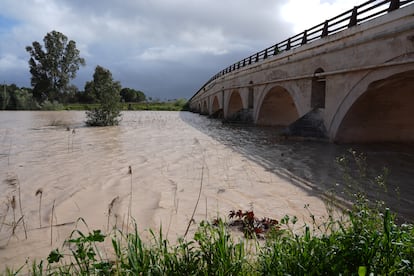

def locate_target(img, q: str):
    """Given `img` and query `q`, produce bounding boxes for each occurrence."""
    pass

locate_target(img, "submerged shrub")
[85,66,122,126]
[40,100,63,110]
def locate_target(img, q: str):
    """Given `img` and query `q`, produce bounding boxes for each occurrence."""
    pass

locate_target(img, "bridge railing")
[191,0,413,102]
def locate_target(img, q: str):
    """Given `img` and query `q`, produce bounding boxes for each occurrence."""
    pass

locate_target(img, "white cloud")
[139,45,193,62]
[0,54,26,72]
[281,0,367,33]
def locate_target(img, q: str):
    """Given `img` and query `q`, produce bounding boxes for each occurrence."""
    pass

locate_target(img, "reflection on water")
[180,112,414,222]
[0,111,413,222]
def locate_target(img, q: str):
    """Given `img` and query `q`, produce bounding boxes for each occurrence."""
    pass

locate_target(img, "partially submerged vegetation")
[3,198,413,275]
[3,165,414,275]
[85,66,123,127]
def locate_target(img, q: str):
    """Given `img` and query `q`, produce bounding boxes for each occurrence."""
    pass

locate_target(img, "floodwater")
[0,111,413,270]
[184,115,414,222]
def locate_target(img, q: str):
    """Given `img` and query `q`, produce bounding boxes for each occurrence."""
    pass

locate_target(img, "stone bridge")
[189,0,414,143]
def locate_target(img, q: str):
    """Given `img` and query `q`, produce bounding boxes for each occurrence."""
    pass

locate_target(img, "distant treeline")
[66,99,189,111]
[2,30,189,112]
[0,83,187,111]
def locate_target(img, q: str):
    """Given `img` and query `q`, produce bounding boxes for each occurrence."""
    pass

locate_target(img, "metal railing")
[191,0,413,101]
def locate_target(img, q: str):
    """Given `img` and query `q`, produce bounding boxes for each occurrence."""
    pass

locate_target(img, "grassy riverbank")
[64,100,189,111]
[3,193,414,275]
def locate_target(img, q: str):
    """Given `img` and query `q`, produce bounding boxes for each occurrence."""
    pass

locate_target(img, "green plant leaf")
[47,249,63,264]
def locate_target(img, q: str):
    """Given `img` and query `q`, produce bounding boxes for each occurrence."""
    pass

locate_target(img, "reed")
[5,176,28,239]
[71,128,76,152]
[184,165,204,238]
[35,188,43,228]
[6,195,24,245]
[107,196,119,232]
[10,196,16,232]
[166,180,179,238]
[50,200,55,246]
[126,165,133,234]
[67,128,70,152]
[67,128,76,152]
[16,181,27,239]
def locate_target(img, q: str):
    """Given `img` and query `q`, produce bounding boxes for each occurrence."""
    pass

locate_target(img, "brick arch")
[333,69,414,143]
[255,85,300,126]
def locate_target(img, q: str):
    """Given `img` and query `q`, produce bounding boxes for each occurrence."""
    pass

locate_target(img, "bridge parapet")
[190,0,413,104]
[190,0,414,143]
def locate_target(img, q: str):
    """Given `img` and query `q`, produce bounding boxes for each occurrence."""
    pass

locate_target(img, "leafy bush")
[40,100,63,111]
[85,66,122,126]
[85,107,122,126]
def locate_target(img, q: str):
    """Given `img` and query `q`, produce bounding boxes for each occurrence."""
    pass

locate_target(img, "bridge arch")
[255,85,300,126]
[212,95,220,113]
[332,69,414,143]
[202,100,208,115]
[311,68,326,108]
[226,90,244,118]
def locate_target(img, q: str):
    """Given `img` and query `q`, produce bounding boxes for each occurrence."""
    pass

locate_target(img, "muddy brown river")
[0,111,413,270]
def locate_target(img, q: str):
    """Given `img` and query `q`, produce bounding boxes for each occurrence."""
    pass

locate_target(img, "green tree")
[120,88,146,102]
[0,83,10,110]
[9,88,38,110]
[26,30,85,102]
[82,81,98,103]
[85,66,122,126]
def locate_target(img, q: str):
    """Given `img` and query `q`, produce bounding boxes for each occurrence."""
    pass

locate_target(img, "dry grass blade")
[7,216,24,245]
[71,128,76,152]
[35,188,43,228]
[107,196,119,232]
[11,196,16,232]
[50,200,55,246]
[167,181,180,238]
[127,166,133,234]
[10,196,16,213]
[67,129,70,152]
[184,165,204,238]
[17,182,27,239]
[5,196,24,245]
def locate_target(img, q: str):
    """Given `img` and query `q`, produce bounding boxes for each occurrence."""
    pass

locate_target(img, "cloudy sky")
[0,0,365,100]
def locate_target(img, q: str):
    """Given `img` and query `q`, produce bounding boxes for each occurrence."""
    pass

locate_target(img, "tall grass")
[258,207,414,275]
[3,201,413,275]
